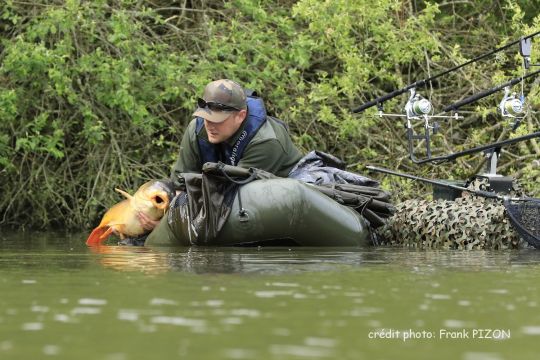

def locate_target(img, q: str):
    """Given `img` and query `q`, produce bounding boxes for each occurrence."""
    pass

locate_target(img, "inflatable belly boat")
[145,178,372,247]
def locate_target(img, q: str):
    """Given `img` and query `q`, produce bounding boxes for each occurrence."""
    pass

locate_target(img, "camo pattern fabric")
[377,178,528,249]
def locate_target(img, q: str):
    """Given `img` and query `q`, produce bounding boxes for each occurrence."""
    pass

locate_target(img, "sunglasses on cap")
[197,98,240,112]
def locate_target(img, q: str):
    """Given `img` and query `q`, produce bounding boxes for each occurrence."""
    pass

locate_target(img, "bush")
[1,0,539,229]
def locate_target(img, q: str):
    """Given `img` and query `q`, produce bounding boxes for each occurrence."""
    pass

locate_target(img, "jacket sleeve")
[170,120,201,189]
[237,138,287,175]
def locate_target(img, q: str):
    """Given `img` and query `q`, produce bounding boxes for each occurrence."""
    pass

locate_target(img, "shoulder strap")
[244,89,258,97]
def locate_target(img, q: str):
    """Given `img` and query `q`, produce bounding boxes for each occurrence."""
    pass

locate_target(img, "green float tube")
[145,178,371,247]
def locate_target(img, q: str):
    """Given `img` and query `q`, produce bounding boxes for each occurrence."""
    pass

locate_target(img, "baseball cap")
[192,79,247,123]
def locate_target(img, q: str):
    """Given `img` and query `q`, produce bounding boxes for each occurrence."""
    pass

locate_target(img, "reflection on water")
[85,245,540,275]
[1,231,540,360]
[2,230,540,275]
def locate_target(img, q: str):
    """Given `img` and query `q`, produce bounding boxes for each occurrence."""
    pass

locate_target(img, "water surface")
[1,231,539,359]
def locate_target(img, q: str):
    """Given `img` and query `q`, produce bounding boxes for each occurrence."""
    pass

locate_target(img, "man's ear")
[237,109,248,121]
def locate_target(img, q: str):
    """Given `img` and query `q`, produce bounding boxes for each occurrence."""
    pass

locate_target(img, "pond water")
[0,231,539,360]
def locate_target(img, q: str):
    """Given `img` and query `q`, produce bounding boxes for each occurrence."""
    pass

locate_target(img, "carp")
[86,180,175,246]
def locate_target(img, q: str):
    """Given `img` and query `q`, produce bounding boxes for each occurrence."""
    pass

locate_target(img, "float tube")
[145,177,372,247]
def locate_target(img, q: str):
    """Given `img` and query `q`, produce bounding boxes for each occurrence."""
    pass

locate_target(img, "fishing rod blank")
[352,30,540,113]
[365,165,504,199]
[414,131,540,164]
[352,80,426,113]
[366,165,540,203]
[367,164,540,203]
[443,68,540,112]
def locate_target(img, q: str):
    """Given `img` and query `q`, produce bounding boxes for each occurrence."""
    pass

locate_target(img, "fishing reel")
[372,87,461,164]
[405,88,432,119]
[499,86,527,130]
[403,88,446,163]
[404,88,439,145]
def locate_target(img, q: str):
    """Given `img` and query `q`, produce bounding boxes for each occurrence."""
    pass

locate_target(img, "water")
[1,231,540,359]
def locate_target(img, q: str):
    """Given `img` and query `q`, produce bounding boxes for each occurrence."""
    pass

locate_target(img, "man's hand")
[137,211,160,231]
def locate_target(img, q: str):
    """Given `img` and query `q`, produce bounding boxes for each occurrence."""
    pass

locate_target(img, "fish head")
[134,180,176,213]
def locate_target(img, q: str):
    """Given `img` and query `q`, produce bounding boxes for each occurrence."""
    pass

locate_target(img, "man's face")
[204,110,246,144]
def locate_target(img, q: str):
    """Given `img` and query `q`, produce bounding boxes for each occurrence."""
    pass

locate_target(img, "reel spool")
[499,86,525,118]
[405,88,432,118]
[499,86,527,130]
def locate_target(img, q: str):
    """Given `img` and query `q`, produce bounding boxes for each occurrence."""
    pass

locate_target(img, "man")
[170,78,303,188]
[139,79,303,230]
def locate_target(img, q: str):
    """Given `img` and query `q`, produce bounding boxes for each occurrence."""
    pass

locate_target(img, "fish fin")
[115,188,134,200]
[86,226,114,246]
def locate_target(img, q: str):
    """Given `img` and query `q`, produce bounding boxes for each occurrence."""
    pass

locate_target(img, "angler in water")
[138,78,304,232]
[85,80,392,247]
[86,180,175,246]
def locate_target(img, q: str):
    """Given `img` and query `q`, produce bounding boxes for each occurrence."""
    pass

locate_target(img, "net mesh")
[504,199,540,248]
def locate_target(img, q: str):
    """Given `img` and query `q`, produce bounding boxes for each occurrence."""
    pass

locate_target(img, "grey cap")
[193,79,247,123]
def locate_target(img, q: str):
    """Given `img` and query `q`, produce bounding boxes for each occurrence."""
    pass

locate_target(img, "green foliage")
[0,0,539,229]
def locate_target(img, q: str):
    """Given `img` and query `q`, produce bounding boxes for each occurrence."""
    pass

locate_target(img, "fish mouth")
[152,194,168,209]
[148,193,165,210]
[150,181,176,210]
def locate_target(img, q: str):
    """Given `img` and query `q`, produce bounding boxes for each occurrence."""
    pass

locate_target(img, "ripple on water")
[272,328,291,336]
[78,298,107,306]
[426,294,451,300]
[463,352,503,360]
[304,337,337,348]
[345,307,383,317]
[221,317,243,325]
[222,348,257,359]
[150,316,206,328]
[269,344,334,358]
[205,300,224,307]
[521,326,540,335]
[42,345,60,356]
[54,314,77,323]
[254,290,293,298]
[488,289,509,295]
[443,319,476,328]
[229,309,260,318]
[149,298,178,306]
[21,322,43,331]
[31,305,49,313]
[71,307,102,315]
[104,353,127,360]
[0,341,13,351]
[267,282,299,287]
[117,310,139,322]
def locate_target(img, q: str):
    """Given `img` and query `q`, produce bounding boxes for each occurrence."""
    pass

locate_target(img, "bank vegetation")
[1,0,539,229]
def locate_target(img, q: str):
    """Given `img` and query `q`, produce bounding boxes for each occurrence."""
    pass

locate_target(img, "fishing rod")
[355,32,540,164]
[352,30,540,113]
[365,165,536,202]
[443,68,540,112]
[414,130,540,164]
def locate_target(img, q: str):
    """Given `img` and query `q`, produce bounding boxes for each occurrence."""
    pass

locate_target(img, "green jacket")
[170,117,303,188]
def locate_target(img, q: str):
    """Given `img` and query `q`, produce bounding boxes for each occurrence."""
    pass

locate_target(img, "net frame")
[503,198,540,249]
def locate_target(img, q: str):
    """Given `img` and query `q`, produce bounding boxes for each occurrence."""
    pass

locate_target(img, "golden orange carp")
[86,180,175,246]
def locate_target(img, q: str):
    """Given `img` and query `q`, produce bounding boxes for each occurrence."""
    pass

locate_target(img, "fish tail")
[86,226,114,246]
